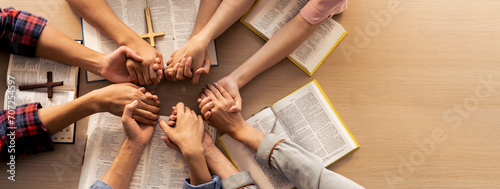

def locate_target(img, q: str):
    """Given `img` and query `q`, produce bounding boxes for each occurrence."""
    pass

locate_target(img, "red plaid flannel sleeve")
[0,103,54,162]
[0,7,47,56]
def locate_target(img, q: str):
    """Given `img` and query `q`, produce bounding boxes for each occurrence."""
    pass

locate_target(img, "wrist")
[191,33,211,49]
[181,145,205,158]
[94,53,107,77]
[227,70,245,89]
[81,90,102,114]
[86,88,106,113]
[121,36,147,50]
[233,125,265,152]
[123,139,147,153]
[227,121,251,141]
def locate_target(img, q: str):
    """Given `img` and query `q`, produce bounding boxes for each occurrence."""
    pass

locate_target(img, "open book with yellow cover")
[241,0,347,76]
[219,80,359,188]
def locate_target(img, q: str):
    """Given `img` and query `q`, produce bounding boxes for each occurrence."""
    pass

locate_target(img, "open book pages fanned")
[79,113,189,189]
[4,54,79,143]
[83,0,219,82]
[79,113,217,189]
[241,0,346,76]
[220,80,359,189]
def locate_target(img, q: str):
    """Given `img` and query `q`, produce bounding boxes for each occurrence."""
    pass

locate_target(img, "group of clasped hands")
[1,0,363,187]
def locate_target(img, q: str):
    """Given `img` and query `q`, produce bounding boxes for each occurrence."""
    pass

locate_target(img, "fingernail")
[213,82,218,86]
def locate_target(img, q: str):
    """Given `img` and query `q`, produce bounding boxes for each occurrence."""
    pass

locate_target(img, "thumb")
[123,100,138,119]
[191,66,209,84]
[123,46,143,62]
[229,94,242,113]
[158,119,173,135]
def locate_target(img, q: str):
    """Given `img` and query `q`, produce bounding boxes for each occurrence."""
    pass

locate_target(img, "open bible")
[78,113,188,188]
[78,113,217,188]
[241,0,346,76]
[4,53,79,143]
[220,80,359,188]
[83,0,219,82]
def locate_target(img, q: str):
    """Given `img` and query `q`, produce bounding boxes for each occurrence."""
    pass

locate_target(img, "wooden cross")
[19,71,63,98]
[139,7,165,47]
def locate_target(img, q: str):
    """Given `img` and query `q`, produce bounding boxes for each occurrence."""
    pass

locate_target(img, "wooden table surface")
[1,0,499,188]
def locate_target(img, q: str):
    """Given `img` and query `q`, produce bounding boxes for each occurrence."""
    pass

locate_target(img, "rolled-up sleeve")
[90,180,113,189]
[0,103,54,162]
[0,7,47,56]
[256,134,363,189]
[300,0,347,24]
[183,175,222,189]
[221,171,258,189]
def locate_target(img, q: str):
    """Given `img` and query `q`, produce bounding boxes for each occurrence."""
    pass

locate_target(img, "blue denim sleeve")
[90,180,113,189]
[182,175,221,189]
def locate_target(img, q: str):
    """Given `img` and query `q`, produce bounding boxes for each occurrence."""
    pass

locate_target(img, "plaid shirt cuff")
[1,103,54,162]
[0,7,47,56]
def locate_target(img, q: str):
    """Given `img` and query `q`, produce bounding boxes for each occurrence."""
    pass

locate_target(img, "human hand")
[198,76,242,119]
[126,40,163,85]
[158,102,205,153]
[199,84,246,136]
[163,105,215,152]
[100,46,144,83]
[121,100,155,148]
[165,36,211,83]
[90,83,161,125]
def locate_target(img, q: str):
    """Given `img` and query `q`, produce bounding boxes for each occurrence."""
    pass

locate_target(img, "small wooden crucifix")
[139,7,165,47]
[19,71,63,98]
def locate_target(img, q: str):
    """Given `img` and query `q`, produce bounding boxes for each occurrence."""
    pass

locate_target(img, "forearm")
[229,122,265,152]
[190,0,222,37]
[194,0,255,45]
[229,14,323,88]
[204,144,239,180]
[38,92,97,136]
[35,26,104,75]
[101,139,146,189]
[183,147,213,186]
[66,0,143,46]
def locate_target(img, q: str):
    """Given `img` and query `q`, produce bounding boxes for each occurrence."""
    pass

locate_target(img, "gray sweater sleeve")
[255,134,363,189]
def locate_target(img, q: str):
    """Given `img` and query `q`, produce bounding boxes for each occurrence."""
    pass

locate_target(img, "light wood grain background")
[0,0,499,188]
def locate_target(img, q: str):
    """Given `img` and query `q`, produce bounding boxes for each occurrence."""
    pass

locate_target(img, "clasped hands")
[103,35,210,86]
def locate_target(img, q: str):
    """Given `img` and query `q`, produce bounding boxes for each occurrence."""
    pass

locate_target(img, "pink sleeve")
[300,0,347,24]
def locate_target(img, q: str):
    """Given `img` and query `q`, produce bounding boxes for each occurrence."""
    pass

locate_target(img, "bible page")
[243,0,346,74]
[78,113,148,189]
[7,55,78,91]
[242,0,300,39]
[82,0,148,82]
[288,18,346,74]
[247,107,290,141]
[147,0,218,67]
[4,90,76,143]
[142,116,189,188]
[271,80,358,165]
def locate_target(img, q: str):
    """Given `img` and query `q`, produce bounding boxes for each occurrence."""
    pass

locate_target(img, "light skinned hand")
[164,105,216,151]
[199,84,246,136]
[165,36,211,83]
[126,41,163,85]
[90,83,161,125]
[158,102,205,152]
[121,100,155,148]
[197,76,242,119]
[164,57,193,82]
[100,46,144,83]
